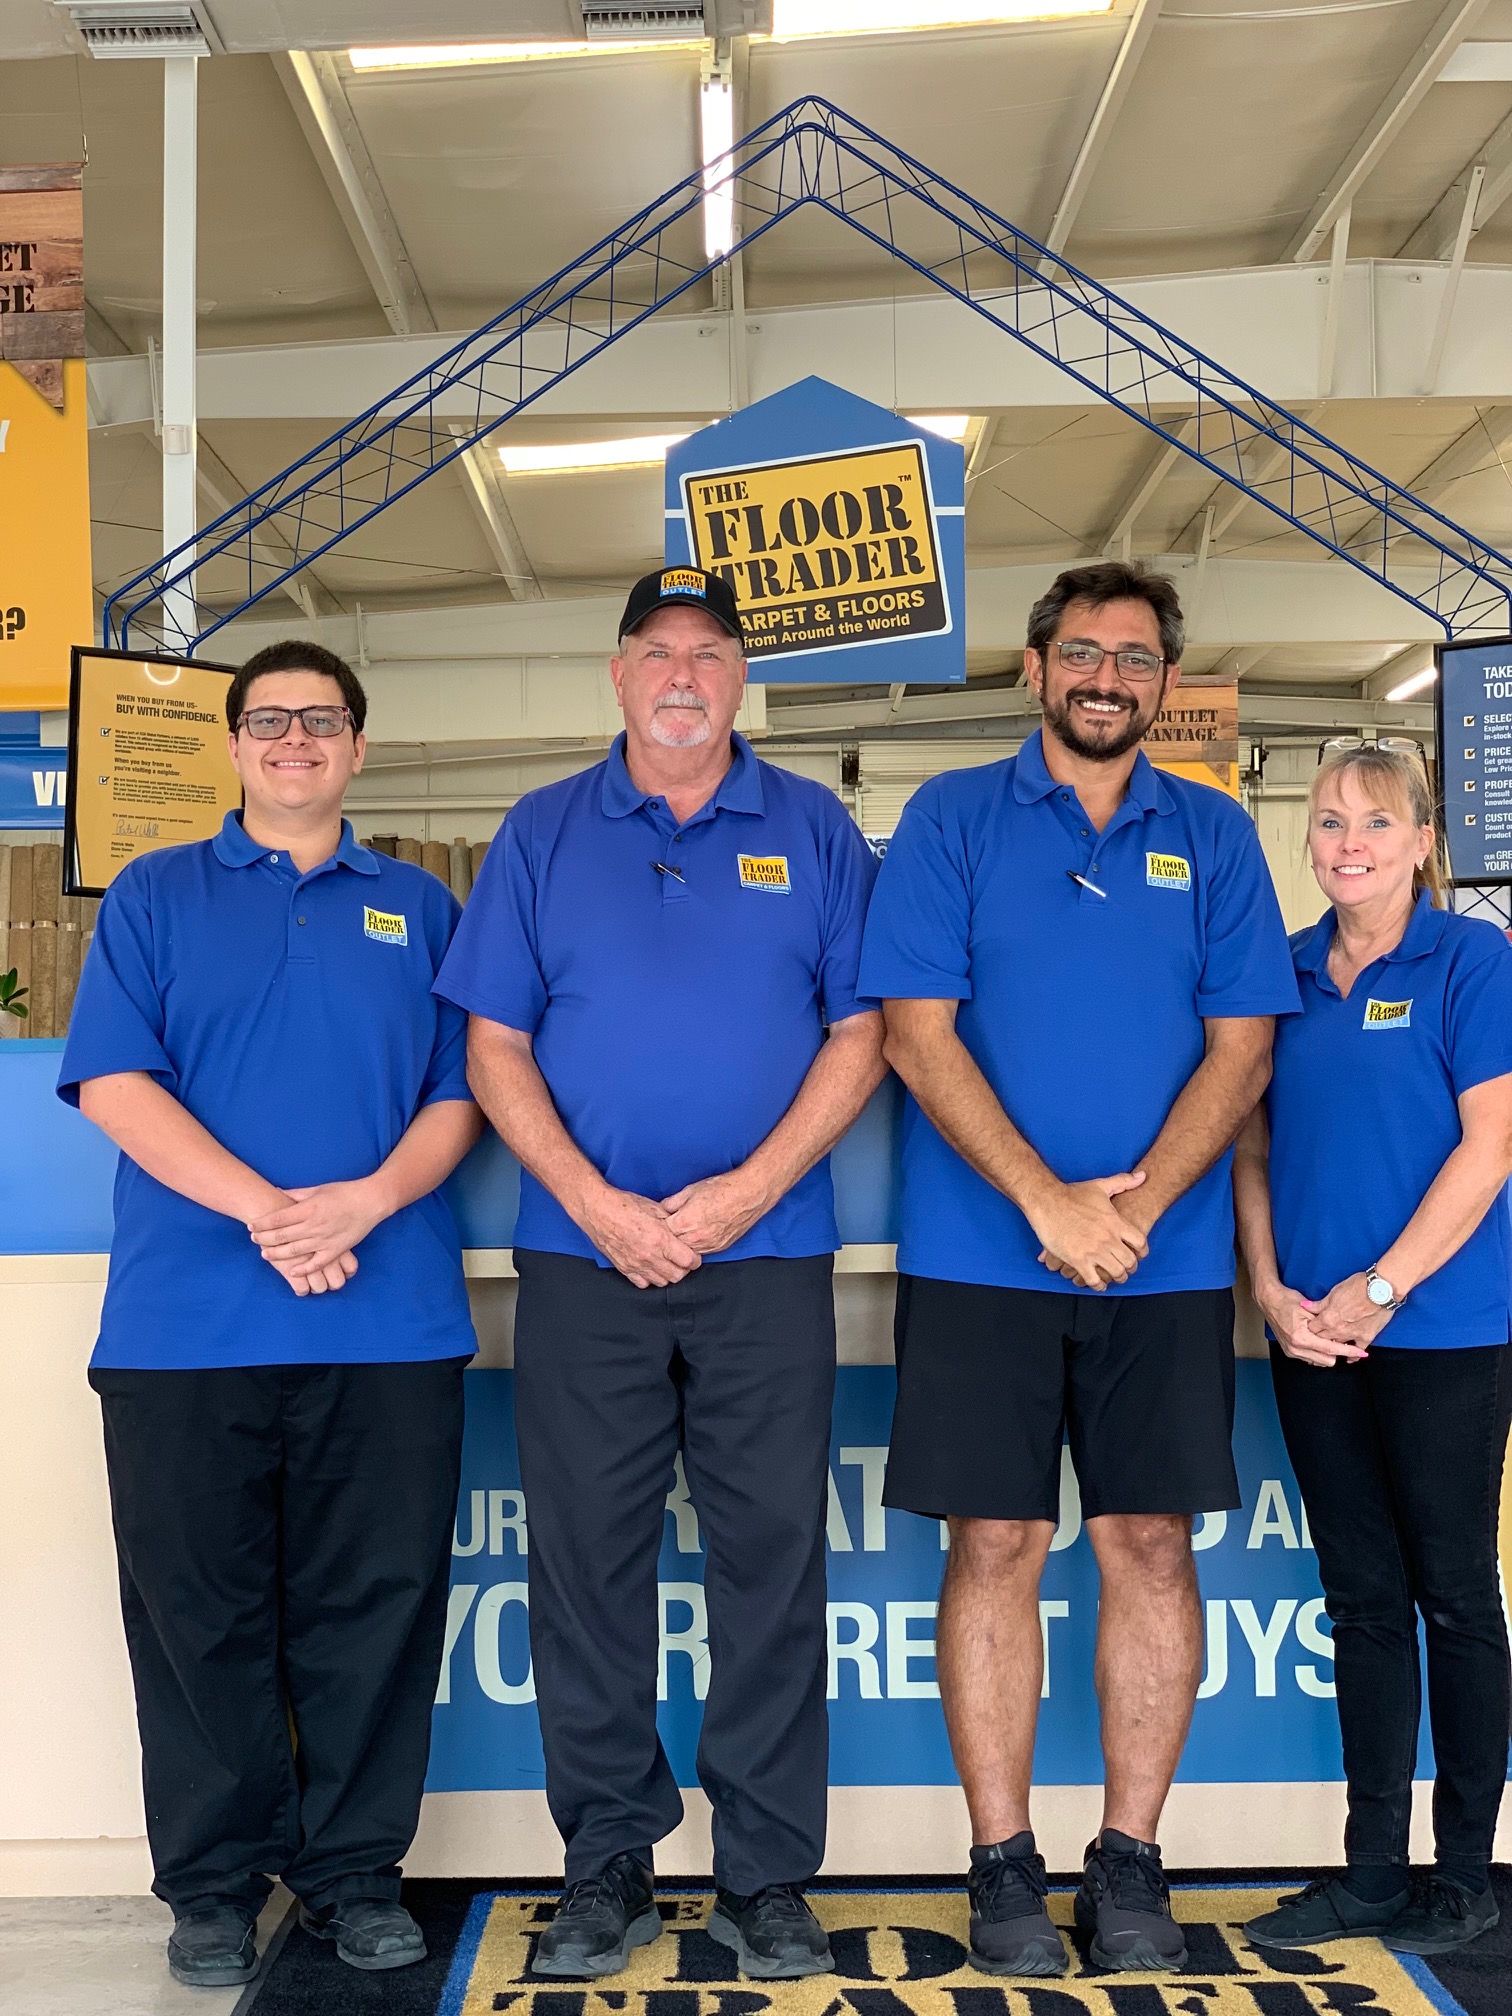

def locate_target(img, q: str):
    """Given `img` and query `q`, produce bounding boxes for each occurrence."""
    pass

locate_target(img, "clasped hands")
[246,1179,387,1297]
[579,1168,769,1290]
[1259,1271,1389,1368]
[1030,1169,1152,1290]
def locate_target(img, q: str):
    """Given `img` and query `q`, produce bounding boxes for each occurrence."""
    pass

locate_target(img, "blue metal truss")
[104,96,1512,654]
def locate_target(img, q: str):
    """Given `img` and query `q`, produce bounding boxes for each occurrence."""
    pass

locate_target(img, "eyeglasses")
[237,706,354,740]
[1318,735,1426,762]
[1053,640,1165,682]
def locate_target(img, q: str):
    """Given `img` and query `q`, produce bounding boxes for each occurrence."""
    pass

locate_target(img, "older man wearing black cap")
[435,567,884,1980]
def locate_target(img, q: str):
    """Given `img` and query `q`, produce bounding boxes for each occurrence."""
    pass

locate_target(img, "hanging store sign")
[65,648,240,897]
[1437,635,1512,884]
[0,744,66,828]
[0,165,91,714]
[666,377,965,685]
[1145,678,1240,799]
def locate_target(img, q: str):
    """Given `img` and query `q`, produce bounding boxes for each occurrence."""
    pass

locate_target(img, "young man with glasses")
[59,641,482,1990]
[860,563,1300,1976]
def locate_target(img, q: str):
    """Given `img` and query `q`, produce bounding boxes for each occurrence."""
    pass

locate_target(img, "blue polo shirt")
[434,733,877,1264]
[858,731,1300,1292]
[1266,893,1512,1350]
[57,813,477,1371]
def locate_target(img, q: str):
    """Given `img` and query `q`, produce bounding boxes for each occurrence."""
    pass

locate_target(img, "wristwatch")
[1365,1266,1400,1312]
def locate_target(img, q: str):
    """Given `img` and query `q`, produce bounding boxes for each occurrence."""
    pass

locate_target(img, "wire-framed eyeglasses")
[1052,639,1166,682]
[1318,734,1427,764]
[237,706,355,740]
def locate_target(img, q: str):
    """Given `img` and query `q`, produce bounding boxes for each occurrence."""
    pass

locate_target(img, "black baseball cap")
[618,566,745,646]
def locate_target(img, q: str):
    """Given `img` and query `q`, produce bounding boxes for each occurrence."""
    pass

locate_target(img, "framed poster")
[64,646,239,897]
[1435,634,1512,885]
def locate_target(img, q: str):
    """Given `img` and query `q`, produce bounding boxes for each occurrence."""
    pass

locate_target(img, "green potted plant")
[1,968,29,1022]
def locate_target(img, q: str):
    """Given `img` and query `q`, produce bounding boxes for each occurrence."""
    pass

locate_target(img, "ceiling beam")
[1399,101,1512,260]
[767,684,1433,739]
[1038,0,1164,268]
[1093,413,1199,554]
[1285,0,1489,262]
[273,49,539,601]
[1360,642,1436,699]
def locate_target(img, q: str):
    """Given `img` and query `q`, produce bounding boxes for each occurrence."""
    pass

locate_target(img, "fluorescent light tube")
[905,414,971,439]
[701,73,736,261]
[769,0,1112,40]
[349,40,705,71]
[499,433,690,475]
[1386,665,1438,702]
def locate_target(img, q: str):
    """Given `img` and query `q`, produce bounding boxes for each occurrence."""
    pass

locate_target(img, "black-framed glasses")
[1318,735,1427,763]
[1053,639,1165,682]
[237,705,354,740]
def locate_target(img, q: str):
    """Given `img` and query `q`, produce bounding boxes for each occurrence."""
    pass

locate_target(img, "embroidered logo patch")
[660,567,707,598]
[1363,998,1412,1029]
[363,906,408,946]
[1146,851,1192,891]
[738,854,792,894]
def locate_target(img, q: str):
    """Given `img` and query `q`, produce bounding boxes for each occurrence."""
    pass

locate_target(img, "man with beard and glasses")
[859,563,1299,1978]
[435,567,884,1982]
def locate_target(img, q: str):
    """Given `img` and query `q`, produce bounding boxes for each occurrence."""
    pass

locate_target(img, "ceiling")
[4,0,1512,713]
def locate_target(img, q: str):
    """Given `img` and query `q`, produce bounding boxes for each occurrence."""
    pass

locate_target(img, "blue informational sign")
[0,742,66,828]
[426,1363,1429,1795]
[665,377,965,687]
[1437,634,1512,883]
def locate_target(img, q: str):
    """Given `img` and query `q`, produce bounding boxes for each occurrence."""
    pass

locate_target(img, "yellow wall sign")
[65,648,241,896]
[681,440,951,664]
[0,358,93,712]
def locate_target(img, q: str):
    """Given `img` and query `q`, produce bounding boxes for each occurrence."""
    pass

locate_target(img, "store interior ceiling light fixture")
[348,38,708,70]
[500,416,973,475]
[701,70,736,260]
[767,0,1114,35]
[1386,664,1439,702]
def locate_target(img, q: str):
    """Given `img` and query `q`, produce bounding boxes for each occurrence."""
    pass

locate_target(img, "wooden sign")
[0,165,84,410]
[1145,677,1240,796]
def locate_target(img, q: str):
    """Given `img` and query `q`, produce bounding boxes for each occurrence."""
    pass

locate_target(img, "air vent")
[580,2,709,41]
[61,4,214,57]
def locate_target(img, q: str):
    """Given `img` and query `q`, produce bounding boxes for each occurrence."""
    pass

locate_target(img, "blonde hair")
[1308,746,1445,908]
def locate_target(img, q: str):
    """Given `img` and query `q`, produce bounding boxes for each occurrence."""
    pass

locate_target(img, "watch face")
[1368,1276,1393,1306]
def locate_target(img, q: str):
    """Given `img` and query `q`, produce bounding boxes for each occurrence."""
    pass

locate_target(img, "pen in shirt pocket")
[1066,869,1108,900]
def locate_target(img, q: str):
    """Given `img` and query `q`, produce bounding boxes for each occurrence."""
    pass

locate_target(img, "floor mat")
[238,1873,1512,2016]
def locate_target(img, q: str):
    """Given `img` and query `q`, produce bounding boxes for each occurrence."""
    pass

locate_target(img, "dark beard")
[1041,684,1158,762]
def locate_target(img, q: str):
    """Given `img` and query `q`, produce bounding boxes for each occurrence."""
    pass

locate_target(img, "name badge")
[1363,998,1412,1030]
[1146,851,1192,892]
[738,854,792,894]
[364,906,408,946]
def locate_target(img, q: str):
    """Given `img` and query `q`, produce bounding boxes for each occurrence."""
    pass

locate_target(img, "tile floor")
[0,1891,292,2015]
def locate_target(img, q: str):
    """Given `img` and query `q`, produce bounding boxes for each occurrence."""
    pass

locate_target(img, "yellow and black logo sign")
[1363,997,1412,1029]
[681,440,949,661]
[1146,851,1192,891]
[738,854,792,894]
[659,567,707,598]
[363,905,408,947]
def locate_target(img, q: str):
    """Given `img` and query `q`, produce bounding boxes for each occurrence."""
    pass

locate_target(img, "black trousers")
[91,1359,466,1917]
[1270,1340,1512,1872]
[513,1250,835,1895]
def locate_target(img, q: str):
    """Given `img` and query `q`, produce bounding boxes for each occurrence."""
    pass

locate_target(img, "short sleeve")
[432,808,548,1033]
[56,867,176,1107]
[1194,811,1303,1019]
[418,884,474,1105]
[1445,931,1512,1097]
[857,778,973,1001]
[814,807,880,1024]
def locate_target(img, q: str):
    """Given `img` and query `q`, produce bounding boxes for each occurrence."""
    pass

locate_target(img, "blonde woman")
[1233,744,1512,1956]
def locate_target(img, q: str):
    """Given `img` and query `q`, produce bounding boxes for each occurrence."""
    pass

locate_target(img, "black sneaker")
[533,1853,661,1978]
[300,1898,427,1971]
[967,1836,1067,1976]
[1384,1875,1500,1955]
[167,1905,258,1987]
[1246,1876,1409,1949]
[1075,1831,1187,1971]
[707,1885,834,1979]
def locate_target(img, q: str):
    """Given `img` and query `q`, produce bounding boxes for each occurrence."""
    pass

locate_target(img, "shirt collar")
[1012,728,1175,817]
[211,809,379,877]
[1295,888,1449,978]
[600,730,765,820]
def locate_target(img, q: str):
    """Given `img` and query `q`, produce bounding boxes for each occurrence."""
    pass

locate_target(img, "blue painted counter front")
[3,1044,1439,1791]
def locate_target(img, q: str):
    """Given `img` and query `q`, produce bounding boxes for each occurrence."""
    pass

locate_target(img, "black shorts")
[883,1274,1240,1522]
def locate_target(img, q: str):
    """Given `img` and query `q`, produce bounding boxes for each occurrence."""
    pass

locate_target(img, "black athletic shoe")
[1384,1875,1500,1955]
[532,1854,661,1978]
[1245,1876,1409,1949]
[1075,1831,1187,1971]
[300,1898,427,1971]
[967,1836,1068,1976]
[166,1905,258,1988]
[707,1885,835,1979]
